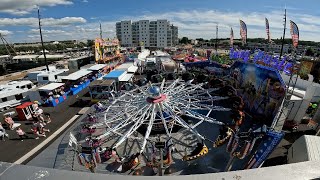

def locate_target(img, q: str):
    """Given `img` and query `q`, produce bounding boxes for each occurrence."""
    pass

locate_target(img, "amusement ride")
[69,76,273,175]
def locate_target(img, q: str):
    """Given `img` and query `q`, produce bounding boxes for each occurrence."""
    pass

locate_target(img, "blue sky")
[1,0,320,42]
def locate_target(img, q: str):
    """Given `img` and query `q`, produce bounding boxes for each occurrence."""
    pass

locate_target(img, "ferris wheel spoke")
[113,104,154,148]
[140,104,156,153]
[163,102,205,141]
[97,104,151,140]
[158,103,171,138]
[183,109,225,125]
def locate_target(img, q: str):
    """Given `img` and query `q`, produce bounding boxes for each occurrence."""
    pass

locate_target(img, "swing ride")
[70,75,284,175]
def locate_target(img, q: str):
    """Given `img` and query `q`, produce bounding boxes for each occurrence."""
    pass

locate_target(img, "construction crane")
[0,33,16,56]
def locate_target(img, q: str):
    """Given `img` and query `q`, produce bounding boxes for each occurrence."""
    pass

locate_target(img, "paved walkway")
[0,89,89,163]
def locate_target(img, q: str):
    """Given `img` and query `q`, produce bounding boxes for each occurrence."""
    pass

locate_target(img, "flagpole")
[215,23,218,55]
[38,7,49,71]
[100,22,103,39]
[279,8,286,59]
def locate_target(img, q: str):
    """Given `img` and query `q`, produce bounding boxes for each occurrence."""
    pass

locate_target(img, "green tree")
[305,48,315,56]
[179,37,189,44]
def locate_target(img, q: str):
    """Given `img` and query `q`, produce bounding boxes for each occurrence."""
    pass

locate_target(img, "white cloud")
[0,17,86,27]
[28,29,67,34]
[0,30,13,36]
[0,0,73,15]
[82,0,89,3]
[7,9,320,42]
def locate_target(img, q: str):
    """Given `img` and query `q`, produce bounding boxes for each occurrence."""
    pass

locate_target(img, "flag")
[290,20,299,48]
[240,20,247,44]
[230,28,234,47]
[265,18,271,42]
[68,132,78,148]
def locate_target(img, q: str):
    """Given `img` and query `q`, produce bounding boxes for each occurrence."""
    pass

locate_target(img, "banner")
[290,20,299,48]
[265,18,271,43]
[230,28,234,47]
[69,132,78,148]
[240,20,247,45]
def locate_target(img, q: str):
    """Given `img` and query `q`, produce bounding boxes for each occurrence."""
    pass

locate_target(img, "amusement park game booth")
[15,102,36,121]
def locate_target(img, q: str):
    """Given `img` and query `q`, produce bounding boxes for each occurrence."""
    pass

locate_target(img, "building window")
[42,76,49,81]
[15,94,23,100]
[1,97,7,102]
[27,84,32,89]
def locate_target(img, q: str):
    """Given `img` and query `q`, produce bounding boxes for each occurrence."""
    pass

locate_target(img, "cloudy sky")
[0,0,320,43]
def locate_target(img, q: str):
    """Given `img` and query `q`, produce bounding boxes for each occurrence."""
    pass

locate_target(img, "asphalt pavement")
[0,88,89,163]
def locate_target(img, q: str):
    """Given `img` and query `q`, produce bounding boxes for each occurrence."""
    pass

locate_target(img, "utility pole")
[279,8,286,58]
[100,22,103,39]
[215,23,218,55]
[38,7,49,71]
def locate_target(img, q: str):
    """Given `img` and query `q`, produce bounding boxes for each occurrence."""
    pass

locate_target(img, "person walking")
[16,128,29,141]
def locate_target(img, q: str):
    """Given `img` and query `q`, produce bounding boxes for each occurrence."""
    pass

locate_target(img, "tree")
[179,37,189,44]
[87,40,94,47]
[305,48,315,56]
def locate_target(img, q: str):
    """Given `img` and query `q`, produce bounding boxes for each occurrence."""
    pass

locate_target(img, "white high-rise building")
[116,19,178,48]
[116,20,132,47]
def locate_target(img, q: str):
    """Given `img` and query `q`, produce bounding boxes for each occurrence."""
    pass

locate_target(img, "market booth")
[86,64,107,80]
[115,62,138,74]
[60,69,92,95]
[102,70,134,91]
[15,102,36,121]
[28,83,67,107]
[88,79,116,102]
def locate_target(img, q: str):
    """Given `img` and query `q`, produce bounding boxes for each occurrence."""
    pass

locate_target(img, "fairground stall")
[60,69,92,95]
[95,38,123,69]
[102,70,134,92]
[115,62,138,74]
[15,102,36,121]
[88,79,116,102]
[86,64,107,80]
[28,83,67,107]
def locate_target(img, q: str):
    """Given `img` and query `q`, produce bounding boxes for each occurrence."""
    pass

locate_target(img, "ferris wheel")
[75,78,235,174]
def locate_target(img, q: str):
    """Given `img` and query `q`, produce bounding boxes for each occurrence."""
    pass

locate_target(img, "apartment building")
[116,19,178,48]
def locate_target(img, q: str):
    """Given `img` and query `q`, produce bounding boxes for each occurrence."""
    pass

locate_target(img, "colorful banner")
[230,28,234,47]
[95,38,120,62]
[95,40,102,62]
[229,48,295,75]
[228,61,286,126]
[240,20,247,45]
[290,20,299,48]
[265,18,271,43]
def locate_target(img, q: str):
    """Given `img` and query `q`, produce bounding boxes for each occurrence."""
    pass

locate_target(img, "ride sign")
[229,48,294,74]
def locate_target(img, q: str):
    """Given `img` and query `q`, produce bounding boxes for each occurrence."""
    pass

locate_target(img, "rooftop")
[86,64,107,71]
[12,55,39,59]
[38,83,65,91]
[103,70,126,79]
[61,69,92,81]
[38,54,66,59]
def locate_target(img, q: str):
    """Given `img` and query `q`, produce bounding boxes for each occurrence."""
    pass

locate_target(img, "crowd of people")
[0,102,51,141]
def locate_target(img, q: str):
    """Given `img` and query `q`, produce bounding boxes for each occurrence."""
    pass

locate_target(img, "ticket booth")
[16,102,36,121]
